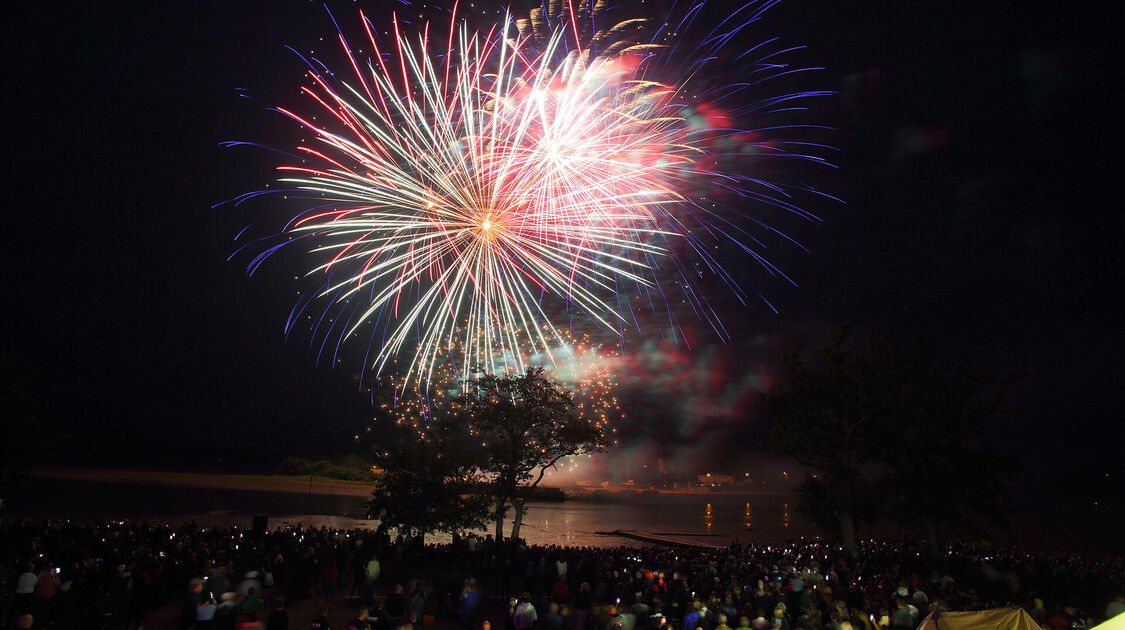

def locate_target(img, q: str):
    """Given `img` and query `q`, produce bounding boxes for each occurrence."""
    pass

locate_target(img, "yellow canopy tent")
[917,608,1042,630]
[1093,609,1125,630]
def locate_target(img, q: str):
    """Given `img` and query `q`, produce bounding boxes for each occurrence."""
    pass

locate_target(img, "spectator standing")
[182,579,204,630]
[14,564,37,617]
[240,572,264,599]
[349,607,373,630]
[890,601,912,630]
[460,579,481,630]
[241,587,265,618]
[605,607,625,630]
[351,555,368,599]
[386,585,407,627]
[410,585,426,629]
[543,603,566,630]
[33,564,59,627]
[267,599,289,630]
[127,572,151,630]
[51,581,77,630]
[366,556,381,586]
[215,593,240,630]
[552,579,571,605]
[197,596,218,630]
[576,583,593,630]
[684,602,703,630]
[514,593,538,630]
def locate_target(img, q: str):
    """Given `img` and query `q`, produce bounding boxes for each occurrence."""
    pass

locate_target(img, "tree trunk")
[925,520,940,561]
[510,499,526,541]
[494,498,506,541]
[839,509,858,559]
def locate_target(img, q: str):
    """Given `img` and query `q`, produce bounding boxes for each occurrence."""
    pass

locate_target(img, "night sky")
[1,2,1117,535]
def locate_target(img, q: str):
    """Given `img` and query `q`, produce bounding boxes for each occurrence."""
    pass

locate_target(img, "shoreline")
[17,469,798,548]
[14,469,1120,555]
[32,468,791,500]
[33,467,377,497]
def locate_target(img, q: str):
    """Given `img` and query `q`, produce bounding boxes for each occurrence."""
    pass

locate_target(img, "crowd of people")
[0,519,1121,630]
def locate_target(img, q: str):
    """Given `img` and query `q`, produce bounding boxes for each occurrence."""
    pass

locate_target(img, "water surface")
[4,477,810,547]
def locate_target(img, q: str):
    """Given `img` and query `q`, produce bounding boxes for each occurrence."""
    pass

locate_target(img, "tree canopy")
[366,367,609,542]
[455,367,609,540]
[1,352,70,482]
[765,326,1018,557]
[366,412,490,541]
[871,338,1019,553]
[764,326,883,556]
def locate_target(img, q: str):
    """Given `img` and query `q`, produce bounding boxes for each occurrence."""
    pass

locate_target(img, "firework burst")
[229,0,834,385]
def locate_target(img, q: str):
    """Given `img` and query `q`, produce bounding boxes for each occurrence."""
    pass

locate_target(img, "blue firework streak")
[224,0,837,386]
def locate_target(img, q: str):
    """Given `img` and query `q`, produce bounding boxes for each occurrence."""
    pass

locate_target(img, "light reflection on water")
[182,495,811,547]
[498,494,811,547]
[9,478,810,547]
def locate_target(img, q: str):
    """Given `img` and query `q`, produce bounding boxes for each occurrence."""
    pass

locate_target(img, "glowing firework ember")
[379,328,621,440]
[229,0,834,384]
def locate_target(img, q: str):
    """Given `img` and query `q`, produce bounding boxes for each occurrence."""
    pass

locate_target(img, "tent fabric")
[917,608,1043,630]
[1092,610,1125,630]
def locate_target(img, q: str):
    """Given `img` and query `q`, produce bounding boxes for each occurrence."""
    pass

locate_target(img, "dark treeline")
[766,327,1023,557]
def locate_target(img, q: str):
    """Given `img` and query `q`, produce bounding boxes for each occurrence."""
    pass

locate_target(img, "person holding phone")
[34,564,61,626]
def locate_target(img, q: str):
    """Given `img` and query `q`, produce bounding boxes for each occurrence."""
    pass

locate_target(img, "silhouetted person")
[267,599,288,630]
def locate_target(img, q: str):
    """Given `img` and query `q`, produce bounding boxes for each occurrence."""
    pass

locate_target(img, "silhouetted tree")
[765,326,883,557]
[871,337,1019,557]
[366,414,490,543]
[1,352,70,482]
[766,327,1019,558]
[456,368,608,541]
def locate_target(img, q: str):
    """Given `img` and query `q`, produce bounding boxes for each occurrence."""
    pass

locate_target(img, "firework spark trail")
[229,0,833,386]
[380,328,621,445]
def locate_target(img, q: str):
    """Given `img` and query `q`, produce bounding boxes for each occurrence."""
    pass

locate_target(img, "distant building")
[697,473,734,486]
